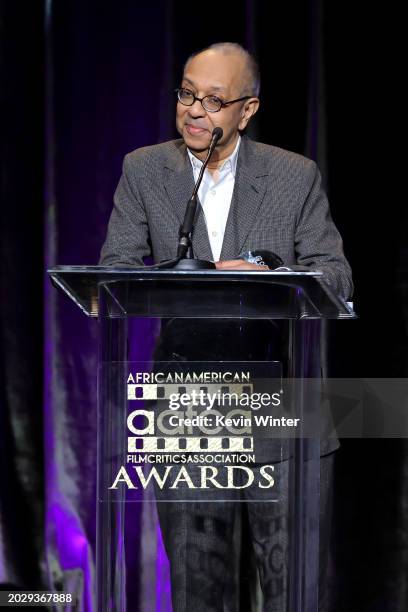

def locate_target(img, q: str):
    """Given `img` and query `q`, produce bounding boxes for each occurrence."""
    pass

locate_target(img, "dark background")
[1,0,407,610]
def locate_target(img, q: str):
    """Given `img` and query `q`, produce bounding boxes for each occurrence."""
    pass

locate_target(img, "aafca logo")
[106,381,277,491]
[127,382,255,454]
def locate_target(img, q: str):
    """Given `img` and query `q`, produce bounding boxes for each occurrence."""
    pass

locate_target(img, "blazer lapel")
[220,137,267,259]
[163,142,213,260]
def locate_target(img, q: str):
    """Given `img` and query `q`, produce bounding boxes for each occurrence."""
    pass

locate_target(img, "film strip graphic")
[128,436,253,453]
[127,383,253,401]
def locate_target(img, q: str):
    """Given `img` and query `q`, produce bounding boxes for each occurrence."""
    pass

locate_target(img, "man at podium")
[100,42,352,612]
[100,42,352,301]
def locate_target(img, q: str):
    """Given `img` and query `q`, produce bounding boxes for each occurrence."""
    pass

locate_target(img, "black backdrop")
[1,1,407,610]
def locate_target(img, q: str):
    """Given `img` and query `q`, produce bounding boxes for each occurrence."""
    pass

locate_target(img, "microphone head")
[211,127,223,142]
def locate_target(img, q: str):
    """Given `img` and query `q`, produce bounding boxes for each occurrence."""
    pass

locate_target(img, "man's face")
[176,49,259,158]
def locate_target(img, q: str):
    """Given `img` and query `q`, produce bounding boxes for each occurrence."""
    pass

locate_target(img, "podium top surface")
[47,266,356,320]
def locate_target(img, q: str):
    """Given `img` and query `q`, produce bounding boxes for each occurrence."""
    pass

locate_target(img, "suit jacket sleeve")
[294,160,353,300]
[99,154,151,266]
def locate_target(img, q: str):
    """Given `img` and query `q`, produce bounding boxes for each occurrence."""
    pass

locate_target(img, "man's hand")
[215,259,269,271]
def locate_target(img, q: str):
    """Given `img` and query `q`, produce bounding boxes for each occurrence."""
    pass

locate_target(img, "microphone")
[175,127,223,267]
[188,127,223,205]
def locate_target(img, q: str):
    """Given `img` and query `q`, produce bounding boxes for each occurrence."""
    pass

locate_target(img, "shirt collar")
[187,135,241,177]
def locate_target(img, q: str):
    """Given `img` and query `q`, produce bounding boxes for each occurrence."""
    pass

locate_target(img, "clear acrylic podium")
[48,266,355,612]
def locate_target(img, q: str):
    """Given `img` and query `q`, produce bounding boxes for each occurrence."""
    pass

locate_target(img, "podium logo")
[106,374,279,492]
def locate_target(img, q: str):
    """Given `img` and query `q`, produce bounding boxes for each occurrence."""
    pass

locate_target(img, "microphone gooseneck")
[176,127,223,260]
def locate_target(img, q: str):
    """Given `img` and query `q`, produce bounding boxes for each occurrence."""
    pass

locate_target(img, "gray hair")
[184,42,260,97]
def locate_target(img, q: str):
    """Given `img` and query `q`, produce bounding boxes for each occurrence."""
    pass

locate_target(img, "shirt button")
[212,231,218,237]
[211,189,216,195]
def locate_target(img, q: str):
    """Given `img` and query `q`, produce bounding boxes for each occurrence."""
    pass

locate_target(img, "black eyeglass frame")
[175,88,253,113]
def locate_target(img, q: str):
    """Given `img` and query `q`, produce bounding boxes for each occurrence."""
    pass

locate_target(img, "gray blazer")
[100,135,353,299]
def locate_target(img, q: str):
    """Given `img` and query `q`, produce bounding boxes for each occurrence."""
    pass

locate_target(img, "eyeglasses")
[175,88,252,113]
